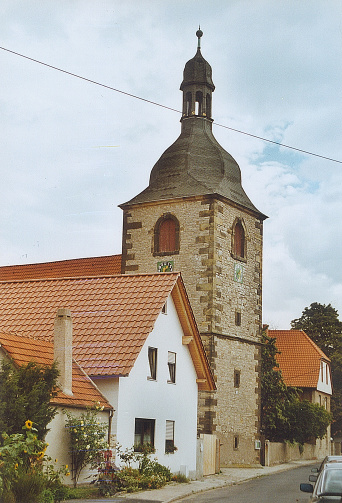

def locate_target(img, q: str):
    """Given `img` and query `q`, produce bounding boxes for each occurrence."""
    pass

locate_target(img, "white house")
[0,271,215,479]
[97,293,204,476]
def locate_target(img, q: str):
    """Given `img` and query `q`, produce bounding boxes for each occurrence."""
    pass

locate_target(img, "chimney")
[54,308,73,396]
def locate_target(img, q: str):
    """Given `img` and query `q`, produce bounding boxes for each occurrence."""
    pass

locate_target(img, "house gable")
[269,329,332,395]
[0,272,214,390]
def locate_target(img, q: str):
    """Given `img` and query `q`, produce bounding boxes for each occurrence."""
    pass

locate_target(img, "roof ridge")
[299,329,331,361]
[0,330,52,345]
[269,329,330,361]
[0,271,180,285]
[0,254,121,269]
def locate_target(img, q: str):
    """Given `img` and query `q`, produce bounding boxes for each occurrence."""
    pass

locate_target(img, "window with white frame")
[134,418,155,450]
[148,347,157,380]
[165,420,175,453]
[168,351,176,383]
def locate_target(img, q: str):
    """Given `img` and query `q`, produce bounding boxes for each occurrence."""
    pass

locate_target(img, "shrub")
[172,473,189,483]
[0,422,69,503]
[96,444,172,495]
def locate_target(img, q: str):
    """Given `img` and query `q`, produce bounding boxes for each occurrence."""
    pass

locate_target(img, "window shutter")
[168,351,176,364]
[165,420,175,453]
[159,219,176,252]
[165,420,174,440]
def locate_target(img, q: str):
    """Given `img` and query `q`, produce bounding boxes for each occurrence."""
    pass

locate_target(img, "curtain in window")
[168,351,176,383]
[148,347,157,380]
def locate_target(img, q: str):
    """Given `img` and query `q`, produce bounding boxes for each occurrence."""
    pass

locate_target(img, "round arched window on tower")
[154,215,180,255]
[232,219,246,260]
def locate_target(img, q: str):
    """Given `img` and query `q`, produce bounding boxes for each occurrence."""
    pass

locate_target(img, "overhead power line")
[1,45,341,165]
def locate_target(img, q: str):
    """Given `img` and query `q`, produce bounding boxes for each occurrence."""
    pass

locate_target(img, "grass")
[63,484,101,500]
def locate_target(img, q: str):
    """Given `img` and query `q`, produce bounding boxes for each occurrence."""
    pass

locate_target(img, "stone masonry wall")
[121,194,263,465]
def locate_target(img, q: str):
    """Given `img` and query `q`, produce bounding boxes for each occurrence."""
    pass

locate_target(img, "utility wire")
[1,45,341,165]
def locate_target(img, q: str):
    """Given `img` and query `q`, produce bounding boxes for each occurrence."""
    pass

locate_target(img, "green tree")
[291,302,342,437]
[0,360,59,440]
[260,330,297,441]
[284,399,332,448]
[291,302,342,359]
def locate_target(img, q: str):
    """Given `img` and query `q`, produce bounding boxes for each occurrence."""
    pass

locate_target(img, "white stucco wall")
[45,407,111,485]
[96,295,199,478]
[317,360,332,394]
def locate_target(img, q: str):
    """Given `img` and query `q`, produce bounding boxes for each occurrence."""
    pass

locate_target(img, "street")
[177,462,317,503]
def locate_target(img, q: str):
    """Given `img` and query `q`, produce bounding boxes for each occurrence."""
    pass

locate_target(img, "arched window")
[206,94,211,117]
[195,91,203,115]
[233,220,246,259]
[154,215,180,255]
[186,92,192,116]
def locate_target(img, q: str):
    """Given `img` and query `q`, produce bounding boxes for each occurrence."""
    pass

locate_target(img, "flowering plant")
[64,402,108,487]
[0,421,69,502]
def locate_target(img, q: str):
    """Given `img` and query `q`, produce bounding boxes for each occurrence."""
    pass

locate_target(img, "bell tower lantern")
[180,28,215,121]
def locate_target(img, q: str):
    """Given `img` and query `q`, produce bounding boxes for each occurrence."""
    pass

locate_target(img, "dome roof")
[180,47,215,92]
[122,118,263,217]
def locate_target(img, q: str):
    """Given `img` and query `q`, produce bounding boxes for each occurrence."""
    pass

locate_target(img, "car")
[309,456,342,483]
[312,456,342,474]
[301,463,342,502]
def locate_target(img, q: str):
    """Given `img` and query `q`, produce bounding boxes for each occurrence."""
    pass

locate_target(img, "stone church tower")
[120,30,267,465]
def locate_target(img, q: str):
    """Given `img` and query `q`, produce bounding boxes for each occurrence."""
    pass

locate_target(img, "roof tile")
[0,255,121,281]
[269,329,330,388]
[0,273,179,377]
[0,331,111,409]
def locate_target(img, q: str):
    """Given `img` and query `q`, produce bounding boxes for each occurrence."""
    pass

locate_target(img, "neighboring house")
[0,272,215,478]
[268,329,332,456]
[0,310,112,483]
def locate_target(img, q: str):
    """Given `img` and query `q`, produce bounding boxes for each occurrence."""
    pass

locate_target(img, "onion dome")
[121,30,265,219]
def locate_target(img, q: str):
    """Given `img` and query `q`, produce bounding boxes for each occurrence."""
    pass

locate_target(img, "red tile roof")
[0,330,111,410]
[0,272,214,390]
[0,255,121,281]
[268,329,330,388]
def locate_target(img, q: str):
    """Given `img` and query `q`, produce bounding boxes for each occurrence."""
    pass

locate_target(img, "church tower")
[120,30,267,465]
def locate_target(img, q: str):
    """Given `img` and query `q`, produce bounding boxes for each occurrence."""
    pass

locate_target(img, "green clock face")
[157,260,174,272]
[234,262,243,283]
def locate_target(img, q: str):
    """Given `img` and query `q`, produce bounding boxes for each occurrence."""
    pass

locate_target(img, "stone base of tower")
[198,333,261,467]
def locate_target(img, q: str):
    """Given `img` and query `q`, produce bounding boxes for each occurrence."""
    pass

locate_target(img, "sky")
[1,0,342,329]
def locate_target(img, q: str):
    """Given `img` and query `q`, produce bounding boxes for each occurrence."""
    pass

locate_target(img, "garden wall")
[263,438,330,466]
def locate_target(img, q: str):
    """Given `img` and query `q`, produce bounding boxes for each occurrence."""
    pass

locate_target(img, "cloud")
[0,0,341,330]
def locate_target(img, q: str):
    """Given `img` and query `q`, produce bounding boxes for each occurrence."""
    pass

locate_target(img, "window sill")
[231,253,247,263]
[153,250,179,257]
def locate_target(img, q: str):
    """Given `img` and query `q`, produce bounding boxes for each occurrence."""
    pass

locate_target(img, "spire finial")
[196,26,203,49]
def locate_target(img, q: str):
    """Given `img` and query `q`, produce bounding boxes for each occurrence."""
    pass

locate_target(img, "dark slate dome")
[122,118,261,215]
[121,31,265,218]
[180,47,215,92]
